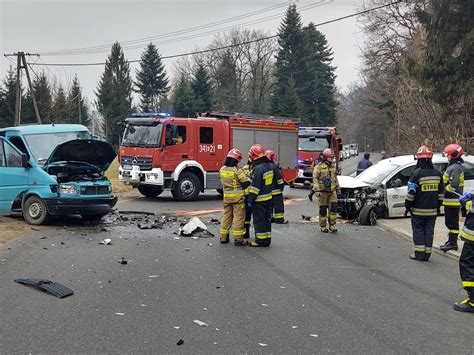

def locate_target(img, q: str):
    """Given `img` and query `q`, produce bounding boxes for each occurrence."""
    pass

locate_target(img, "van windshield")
[24,131,91,164]
[122,124,162,147]
[357,163,400,185]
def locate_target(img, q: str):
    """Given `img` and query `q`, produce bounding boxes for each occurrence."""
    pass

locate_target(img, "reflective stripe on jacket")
[247,159,274,204]
[461,200,474,243]
[405,168,444,217]
[443,162,464,207]
[219,166,250,203]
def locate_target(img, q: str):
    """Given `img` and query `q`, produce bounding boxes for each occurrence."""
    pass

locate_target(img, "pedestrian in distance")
[312,148,340,233]
[454,191,474,313]
[381,151,388,160]
[356,153,372,175]
[404,145,444,261]
[247,144,274,247]
[219,149,251,246]
[440,144,465,252]
[265,150,287,224]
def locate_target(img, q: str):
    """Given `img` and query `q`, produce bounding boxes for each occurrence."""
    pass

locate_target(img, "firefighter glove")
[459,192,473,204]
[247,201,254,209]
[407,182,417,194]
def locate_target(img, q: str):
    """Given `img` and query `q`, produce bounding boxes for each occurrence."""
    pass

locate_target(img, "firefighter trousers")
[272,193,285,222]
[244,201,252,239]
[252,201,272,247]
[411,216,436,261]
[318,191,337,228]
[445,206,460,244]
[220,200,246,242]
[460,242,474,300]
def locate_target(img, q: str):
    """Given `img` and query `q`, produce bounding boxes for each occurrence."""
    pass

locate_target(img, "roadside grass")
[105,159,133,193]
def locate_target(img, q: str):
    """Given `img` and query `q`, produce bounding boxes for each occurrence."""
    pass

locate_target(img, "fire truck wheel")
[138,185,163,198]
[173,172,201,201]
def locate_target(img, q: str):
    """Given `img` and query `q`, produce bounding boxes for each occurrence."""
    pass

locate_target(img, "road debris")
[174,326,180,329]
[179,217,214,237]
[310,334,319,338]
[118,258,128,265]
[148,275,159,278]
[14,278,73,298]
[280,286,286,289]
[98,238,112,245]
[292,326,298,329]
[193,320,209,327]
[302,215,312,221]
[259,343,268,347]
[115,313,125,316]
[261,304,269,307]
[176,339,184,346]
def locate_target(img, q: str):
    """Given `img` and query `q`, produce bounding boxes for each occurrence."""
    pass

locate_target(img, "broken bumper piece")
[15,278,74,298]
[44,196,118,216]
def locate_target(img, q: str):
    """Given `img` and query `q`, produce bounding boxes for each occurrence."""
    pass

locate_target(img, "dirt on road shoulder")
[0,216,40,245]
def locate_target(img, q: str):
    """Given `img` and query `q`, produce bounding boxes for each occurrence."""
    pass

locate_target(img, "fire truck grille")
[121,156,153,170]
[82,186,109,195]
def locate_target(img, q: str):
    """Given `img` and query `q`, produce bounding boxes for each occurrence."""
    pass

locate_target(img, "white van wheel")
[23,196,50,225]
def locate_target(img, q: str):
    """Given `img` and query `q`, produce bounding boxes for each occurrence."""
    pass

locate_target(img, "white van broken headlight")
[60,184,77,194]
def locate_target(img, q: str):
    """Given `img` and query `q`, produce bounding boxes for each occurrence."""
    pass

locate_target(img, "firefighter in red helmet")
[440,144,465,252]
[265,150,286,224]
[312,148,340,233]
[405,145,444,261]
[247,144,274,247]
[219,149,251,246]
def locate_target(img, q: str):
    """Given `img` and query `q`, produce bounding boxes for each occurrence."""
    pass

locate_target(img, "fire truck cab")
[118,112,299,201]
[294,126,342,185]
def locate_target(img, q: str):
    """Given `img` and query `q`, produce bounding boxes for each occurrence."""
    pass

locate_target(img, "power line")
[38,1,293,56]
[30,2,401,68]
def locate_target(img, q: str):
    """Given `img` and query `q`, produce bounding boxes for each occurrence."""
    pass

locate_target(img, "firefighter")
[247,144,274,247]
[440,144,465,252]
[219,149,251,246]
[242,159,253,239]
[405,145,444,261]
[308,156,323,202]
[312,148,340,233]
[454,191,474,312]
[265,150,287,224]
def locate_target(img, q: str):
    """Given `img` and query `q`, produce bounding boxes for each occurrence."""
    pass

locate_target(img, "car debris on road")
[14,278,73,298]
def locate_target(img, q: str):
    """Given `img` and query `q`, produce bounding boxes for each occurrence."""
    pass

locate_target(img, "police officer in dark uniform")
[265,150,286,224]
[440,144,465,252]
[455,191,474,312]
[405,145,444,261]
[247,144,274,247]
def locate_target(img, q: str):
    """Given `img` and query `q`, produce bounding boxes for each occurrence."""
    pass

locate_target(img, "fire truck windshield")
[122,124,162,147]
[298,137,330,151]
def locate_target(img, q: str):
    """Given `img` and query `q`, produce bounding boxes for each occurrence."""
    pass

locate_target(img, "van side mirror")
[21,153,28,168]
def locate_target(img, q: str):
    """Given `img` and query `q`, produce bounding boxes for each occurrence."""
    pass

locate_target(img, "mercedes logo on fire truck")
[132,157,138,165]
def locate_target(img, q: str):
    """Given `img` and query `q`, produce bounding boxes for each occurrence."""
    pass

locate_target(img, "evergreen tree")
[52,86,68,123]
[67,75,90,126]
[31,72,53,123]
[214,50,238,111]
[0,66,17,127]
[271,4,304,117]
[412,0,473,111]
[135,43,170,112]
[191,63,213,113]
[300,23,337,125]
[96,42,133,145]
[173,74,195,117]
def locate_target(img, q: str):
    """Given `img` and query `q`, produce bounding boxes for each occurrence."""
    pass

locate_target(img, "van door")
[0,138,29,215]
[385,164,416,217]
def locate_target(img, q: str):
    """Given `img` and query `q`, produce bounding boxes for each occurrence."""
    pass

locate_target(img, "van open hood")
[45,139,117,172]
[337,175,369,189]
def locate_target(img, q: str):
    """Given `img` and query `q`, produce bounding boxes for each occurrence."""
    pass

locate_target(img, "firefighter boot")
[453,298,474,313]
[234,240,248,246]
[220,234,230,244]
[329,225,337,233]
[440,234,458,252]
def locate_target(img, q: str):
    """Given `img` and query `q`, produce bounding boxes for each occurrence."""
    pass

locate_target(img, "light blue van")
[0,124,117,225]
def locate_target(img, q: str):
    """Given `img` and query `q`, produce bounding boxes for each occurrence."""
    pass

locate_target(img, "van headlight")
[60,184,77,194]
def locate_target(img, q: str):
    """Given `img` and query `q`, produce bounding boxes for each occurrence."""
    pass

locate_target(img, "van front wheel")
[23,196,50,225]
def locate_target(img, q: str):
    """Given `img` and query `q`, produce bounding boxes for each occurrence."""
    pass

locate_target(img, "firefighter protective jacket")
[247,159,274,204]
[312,161,340,192]
[405,167,444,217]
[219,166,250,203]
[268,161,285,196]
[461,199,474,244]
[443,161,464,207]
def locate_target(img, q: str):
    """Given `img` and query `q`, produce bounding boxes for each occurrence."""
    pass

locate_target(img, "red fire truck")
[118,112,299,200]
[294,126,342,185]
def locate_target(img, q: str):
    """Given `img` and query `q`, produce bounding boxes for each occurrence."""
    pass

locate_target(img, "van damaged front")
[42,139,118,217]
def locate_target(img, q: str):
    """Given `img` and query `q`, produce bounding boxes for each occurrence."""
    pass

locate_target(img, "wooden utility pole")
[4,52,41,126]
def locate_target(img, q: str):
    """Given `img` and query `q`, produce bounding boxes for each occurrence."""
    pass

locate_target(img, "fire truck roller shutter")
[278,131,298,170]
[232,128,256,167]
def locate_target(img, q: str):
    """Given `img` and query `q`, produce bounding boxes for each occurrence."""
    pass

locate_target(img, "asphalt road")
[1,156,472,354]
